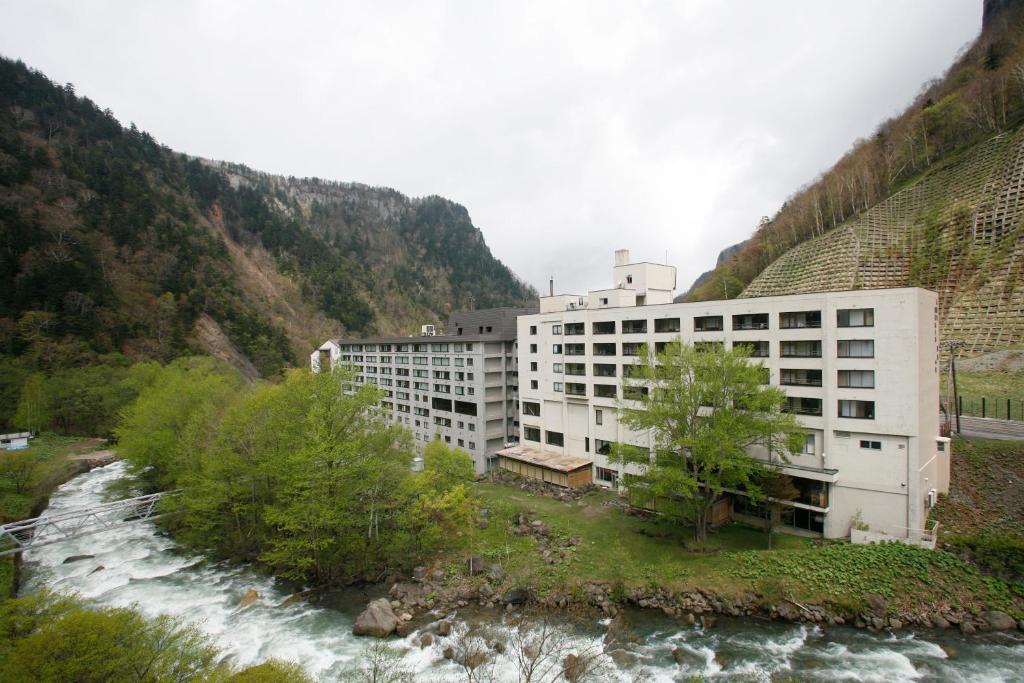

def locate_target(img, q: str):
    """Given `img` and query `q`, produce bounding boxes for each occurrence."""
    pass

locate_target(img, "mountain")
[674,239,748,302]
[685,0,1024,356]
[0,56,536,385]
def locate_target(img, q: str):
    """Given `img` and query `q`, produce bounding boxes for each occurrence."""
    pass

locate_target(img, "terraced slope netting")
[742,128,1024,358]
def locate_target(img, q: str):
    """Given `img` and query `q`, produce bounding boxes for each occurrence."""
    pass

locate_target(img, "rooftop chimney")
[549,277,554,296]
[614,249,630,267]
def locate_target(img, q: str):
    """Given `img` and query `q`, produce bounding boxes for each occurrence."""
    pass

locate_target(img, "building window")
[594,384,616,398]
[458,439,464,447]
[593,321,616,334]
[804,433,815,454]
[622,319,647,334]
[779,310,821,329]
[622,342,642,356]
[565,343,585,356]
[565,382,585,396]
[522,401,540,417]
[468,441,476,450]
[553,382,563,392]
[860,440,882,450]
[623,385,649,400]
[780,340,821,358]
[552,324,562,335]
[593,343,616,356]
[552,344,563,354]
[524,426,541,442]
[838,370,875,388]
[553,362,563,373]
[654,318,680,333]
[733,340,769,357]
[595,409,603,425]
[530,325,537,335]
[693,315,723,332]
[838,340,874,358]
[839,400,875,419]
[732,313,769,330]
[593,363,616,377]
[565,362,585,376]
[786,397,823,416]
[693,341,724,353]
[838,308,874,327]
[546,430,564,447]
[565,322,584,335]
[781,369,822,387]
[595,439,612,455]
[530,361,538,371]
[530,380,539,390]
[596,467,618,486]
[530,344,537,353]
[599,297,609,305]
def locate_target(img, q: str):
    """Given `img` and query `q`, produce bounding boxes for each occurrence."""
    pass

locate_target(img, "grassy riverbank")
[0,434,106,597]
[465,478,1023,619]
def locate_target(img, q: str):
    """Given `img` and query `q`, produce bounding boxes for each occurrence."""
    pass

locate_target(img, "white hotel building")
[312,307,533,474]
[505,250,950,540]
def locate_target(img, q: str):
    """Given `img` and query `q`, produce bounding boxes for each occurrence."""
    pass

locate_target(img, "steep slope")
[743,127,1024,356]
[0,56,535,386]
[686,0,1024,356]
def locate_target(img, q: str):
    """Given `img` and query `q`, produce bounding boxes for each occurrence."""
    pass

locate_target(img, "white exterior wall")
[517,287,944,540]
[311,337,520,474]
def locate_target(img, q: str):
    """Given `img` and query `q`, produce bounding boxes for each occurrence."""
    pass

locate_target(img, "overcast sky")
[0,1,982,295]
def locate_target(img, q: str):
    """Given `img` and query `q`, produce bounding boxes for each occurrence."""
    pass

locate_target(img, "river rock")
[870,617,885,631]
[468,556,485,575]
[930,614,950,629]
[502,588,529,605]
[607,648,637,668]
[488,563,507,584]
[88,565,104,575]
[889,618,902,630]
[436,619,452,636]
[396,621,416,637]
[412,566,427,581]
[959,621,976,635]
[443,646,455,660]
[352,598,400,637]
[420,633,434,648]
[238,589,260,608]
[981,611,1016,630]
[492,640,505,654]
[671,647,700,666]
[865,593,887,617]
[62,554,95,564]
[278,591,309,608]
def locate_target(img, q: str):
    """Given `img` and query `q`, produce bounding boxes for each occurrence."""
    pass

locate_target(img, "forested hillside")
[687,0,1024,349]
[0,56,534,430]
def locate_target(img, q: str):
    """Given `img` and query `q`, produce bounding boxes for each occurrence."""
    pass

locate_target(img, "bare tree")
[341,640,414,683]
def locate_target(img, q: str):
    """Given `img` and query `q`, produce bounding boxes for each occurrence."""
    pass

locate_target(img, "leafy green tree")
[0,451,39,495]
[420,439,476,491]
[609,341,804,543]
[117,357,244,490]
[0,601,223,682]
[225,660,313,682]
[11,373,50,433]
[259,368,415,583]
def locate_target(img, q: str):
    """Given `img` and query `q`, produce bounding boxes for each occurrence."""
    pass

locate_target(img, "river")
[18,461,1024,682]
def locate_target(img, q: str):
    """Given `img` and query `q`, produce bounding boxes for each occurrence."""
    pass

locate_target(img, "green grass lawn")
[468,482,809,596]
[943,370,1024,420]
[466,481,1023,616]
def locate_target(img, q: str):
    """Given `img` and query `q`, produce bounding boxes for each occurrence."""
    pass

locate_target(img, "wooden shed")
[496,445,593,488]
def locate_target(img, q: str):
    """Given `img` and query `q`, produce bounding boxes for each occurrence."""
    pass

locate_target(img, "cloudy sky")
[0,1,982,294]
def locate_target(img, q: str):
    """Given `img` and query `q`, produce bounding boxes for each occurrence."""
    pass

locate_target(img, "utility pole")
[942,340,964,435]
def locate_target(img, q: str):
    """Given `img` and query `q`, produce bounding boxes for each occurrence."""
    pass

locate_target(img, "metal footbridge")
[0,491,178,557]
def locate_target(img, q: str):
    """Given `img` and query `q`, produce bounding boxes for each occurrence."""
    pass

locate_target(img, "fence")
[957,397,1024,422]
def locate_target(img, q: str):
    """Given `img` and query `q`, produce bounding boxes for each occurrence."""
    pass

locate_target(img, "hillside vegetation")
[0,56,533,430]
[688,0,1024,357]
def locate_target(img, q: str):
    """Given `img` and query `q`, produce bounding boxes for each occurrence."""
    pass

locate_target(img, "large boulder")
[352,598,400,637]
[468,556,485,575]
[238,589,260,609]
[981,610,1016,631]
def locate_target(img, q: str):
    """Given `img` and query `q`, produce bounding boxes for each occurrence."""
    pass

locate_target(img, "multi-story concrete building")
[311,307,534,474]
[503,250,950,540]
